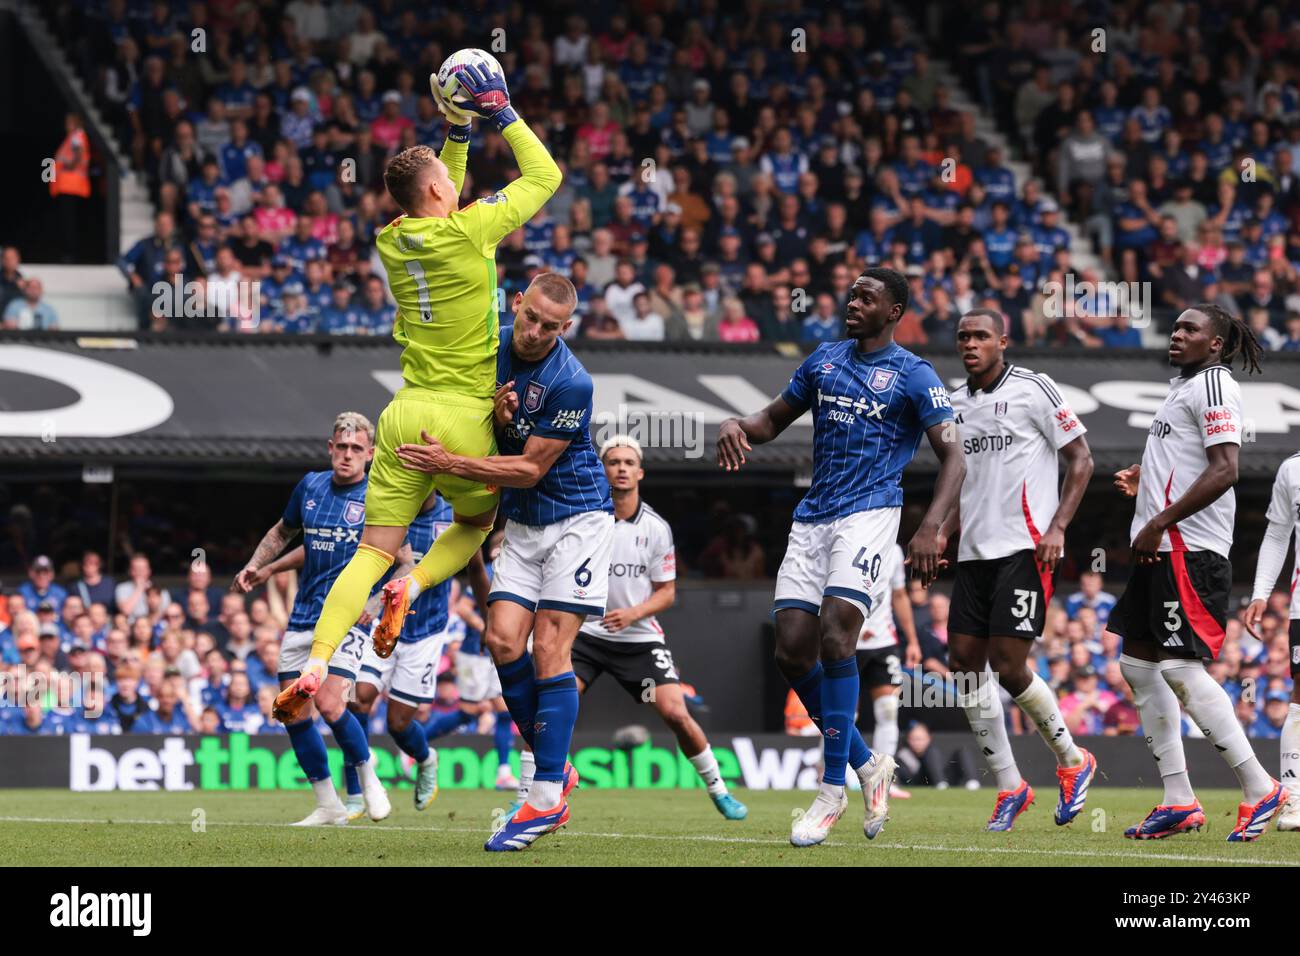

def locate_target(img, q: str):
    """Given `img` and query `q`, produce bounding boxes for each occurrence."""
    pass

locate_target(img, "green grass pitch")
[3,787,1299,866]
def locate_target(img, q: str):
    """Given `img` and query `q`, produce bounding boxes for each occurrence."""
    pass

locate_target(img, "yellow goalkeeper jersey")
[376,119,561,400]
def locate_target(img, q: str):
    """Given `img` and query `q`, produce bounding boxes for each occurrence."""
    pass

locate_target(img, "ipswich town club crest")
[868,368,897,393]
[524,381,546,413]
[344,500,365,525]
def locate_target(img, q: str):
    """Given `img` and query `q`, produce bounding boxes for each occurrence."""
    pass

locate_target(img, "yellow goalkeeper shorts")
[365,387,499,526]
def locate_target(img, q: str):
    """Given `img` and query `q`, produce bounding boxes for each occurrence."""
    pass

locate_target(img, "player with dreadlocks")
[1109,303,1282,842]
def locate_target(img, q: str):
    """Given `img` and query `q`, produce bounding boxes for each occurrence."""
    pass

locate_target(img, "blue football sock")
[493,710,514,768]
[424,708,475,740]
[327,710,371,768]
[343,713,370,795]
[821,656,865,786]
[497,652,539,749]
[391,720,430,763]
[532,672,578,783]
[790,660,873,770]
[286,718,331,783]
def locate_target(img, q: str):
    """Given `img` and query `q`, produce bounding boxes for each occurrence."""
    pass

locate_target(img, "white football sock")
[958,677,1021,792]
[516,750,535,804]
[420,749,437,768]
[871,694,900,758]
[405,573,424,601]
[688,745,727,796]
[526,778,562,811]
[1014,673,1082,767]
[1120,655,1195,805]
[357,754,381,789]
[312,777,345,810]
[1283,704,1300,796]
[1160,659,1273,803]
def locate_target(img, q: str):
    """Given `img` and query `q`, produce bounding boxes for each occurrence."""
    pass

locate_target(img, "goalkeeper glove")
[454,62,518,132]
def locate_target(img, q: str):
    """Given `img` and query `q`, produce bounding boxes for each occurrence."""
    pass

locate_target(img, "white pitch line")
[0,815,1293,866]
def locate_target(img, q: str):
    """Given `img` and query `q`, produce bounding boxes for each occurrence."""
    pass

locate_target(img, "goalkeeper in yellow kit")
[274,62,561,722]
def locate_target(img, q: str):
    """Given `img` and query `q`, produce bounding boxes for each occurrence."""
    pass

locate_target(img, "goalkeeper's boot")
[273,670,321,723]
[373,577,414,659]
[484,800,569,852]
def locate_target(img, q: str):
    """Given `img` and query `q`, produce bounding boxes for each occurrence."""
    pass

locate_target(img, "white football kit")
[1130,365,1242,558]
[1251,452,1300,618]
[858,544,905,651]
[581,502,677,643]
[949,364,1086,561]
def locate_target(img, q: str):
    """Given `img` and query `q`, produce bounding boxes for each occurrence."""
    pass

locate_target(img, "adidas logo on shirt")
[1016,618,1035,632]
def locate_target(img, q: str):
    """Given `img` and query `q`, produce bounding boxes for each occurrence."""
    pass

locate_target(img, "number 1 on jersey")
[405,259,434,323]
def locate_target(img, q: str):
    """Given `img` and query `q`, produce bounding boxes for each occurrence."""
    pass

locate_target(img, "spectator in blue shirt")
[134,679,192,735]
[1065,571,1117,625]
[981,202,1017,271]
[220,672,260,733]
[20,555,67,613]
[1251,691,1291,739]
[801,293,843,344]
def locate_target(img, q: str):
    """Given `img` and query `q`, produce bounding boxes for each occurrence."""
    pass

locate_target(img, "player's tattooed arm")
[907,421,966,588]
[1132,442,1238,564]
[233,519,300,592]
[717,396,803,470]
[1039,435,1095,572]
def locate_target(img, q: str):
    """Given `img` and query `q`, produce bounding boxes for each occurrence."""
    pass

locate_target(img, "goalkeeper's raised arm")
[376,60,559,402]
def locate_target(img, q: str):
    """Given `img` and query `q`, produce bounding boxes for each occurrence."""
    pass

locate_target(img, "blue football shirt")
[781,340,955,523]
[495,326,613,526]
[281,470,369,631]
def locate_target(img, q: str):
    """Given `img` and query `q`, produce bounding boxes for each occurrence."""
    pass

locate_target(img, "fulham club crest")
[995,401,1008,416]
[867,368,897,393]
[524,381,546,414]
[344,500,365,525]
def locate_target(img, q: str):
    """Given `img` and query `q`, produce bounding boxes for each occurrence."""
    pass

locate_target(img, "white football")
[431,48,504,119]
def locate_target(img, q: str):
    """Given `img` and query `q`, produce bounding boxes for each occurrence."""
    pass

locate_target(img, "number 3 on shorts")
[574,556,593,588]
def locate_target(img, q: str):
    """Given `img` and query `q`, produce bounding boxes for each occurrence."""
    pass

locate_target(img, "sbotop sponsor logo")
[0,666,106,717]
[49,886,151,936]
[1042,273,1152,328]
[592,403,704,459]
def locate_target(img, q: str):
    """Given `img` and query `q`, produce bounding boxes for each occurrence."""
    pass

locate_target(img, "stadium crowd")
[15,0,1282,348]
[1,547,1293,747]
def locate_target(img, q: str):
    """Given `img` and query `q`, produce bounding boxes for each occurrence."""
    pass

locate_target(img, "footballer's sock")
[688,744,727,796]
[790,660,873,770]
[1283,705,1300,791]
[493,710,514,768]
[287,718,332,786]
[871,693,900,758]
[498,652,539,749]
[528,672,579,810]
[958,675,1021,792]
[1160,659,1273,802]
[517,750,535,804]
[327,710,371,768]
[310,544,393,660]
[820,657,860,787]
[410,521,490,595]
[1121,655,1195,805]
[1014,672,1082,767]
[425,708,475,740]
[391,720,431,763]
[311,777,346,810]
